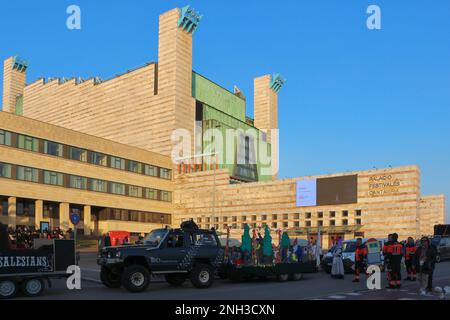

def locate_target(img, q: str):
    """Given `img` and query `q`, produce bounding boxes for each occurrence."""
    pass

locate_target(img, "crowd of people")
[329,233,437,296]
[4,226,73,249]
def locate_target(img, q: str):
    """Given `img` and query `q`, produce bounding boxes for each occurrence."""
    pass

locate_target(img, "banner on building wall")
[296,175,358,207]
[296,179,317,207]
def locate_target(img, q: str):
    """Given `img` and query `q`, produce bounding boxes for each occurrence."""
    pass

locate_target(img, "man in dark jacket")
[415,237,436,295]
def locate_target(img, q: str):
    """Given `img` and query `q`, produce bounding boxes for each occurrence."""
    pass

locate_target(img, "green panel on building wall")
[192,72,246,121]
[15,95,23,116]
[201,104,273,182]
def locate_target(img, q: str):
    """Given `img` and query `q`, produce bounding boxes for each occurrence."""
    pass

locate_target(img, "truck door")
[155,230,187,272]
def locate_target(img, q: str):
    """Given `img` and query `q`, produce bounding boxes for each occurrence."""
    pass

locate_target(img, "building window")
[145,188,158,200]
[111,182,125,195]
[272,214,278,220]
[283,214,288,220]
[16,199,35,217]
[294,213,300,220]
[70,147,87,162]
[232,216,237,222]
[0,163,12,179]
[111,156,125,170]
[330,220,336,226]
[242,216,247,222]
[144,165,158,177]
[43,170,63,186]
[271,222,278,228]
[129,186,143,198]
[294,221,300,227]
[0,130,12,146]
[305,212,311,219]
[262,215,267,221]
[89,152,107,166]
[342,219,348,226]
[206,217,211,223]
[90,179,107,193]
[251,215,256,221]
[44,140,63,157]
[342,210,349,217]
[18,135,38,152]
[69,175,87,190]
[318,212,323,218]
[330,211,336,218]
[356,219,362,225]
[306,221,311,227]
[356,210,362,217]
[318,220,323,227]
[16,166,39,183]
[283,222,288,228]
[160,191,172,202]
[128,161,142,174]
[160,168,171,180]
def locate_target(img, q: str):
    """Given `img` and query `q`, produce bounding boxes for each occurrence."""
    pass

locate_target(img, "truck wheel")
[0,280,18,299]
[165,274,186,286]
[289,273,303,281]
[100,266,122,288]
[190,264,214,289]
[277,273,289,282]
[121,265,150,293]
[21,278,45,297]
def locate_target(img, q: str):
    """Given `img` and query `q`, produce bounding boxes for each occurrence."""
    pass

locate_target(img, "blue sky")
[1,1,449,221]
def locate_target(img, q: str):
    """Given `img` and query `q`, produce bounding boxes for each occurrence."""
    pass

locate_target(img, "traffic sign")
[70,212,81,226]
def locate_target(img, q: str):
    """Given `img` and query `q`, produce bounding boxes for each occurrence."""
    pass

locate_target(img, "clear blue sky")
[1,1,449,221]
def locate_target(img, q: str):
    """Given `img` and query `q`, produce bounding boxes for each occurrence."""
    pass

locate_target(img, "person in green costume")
[262,225,273,264]
[241,224,252,263]
[281,232,290,263]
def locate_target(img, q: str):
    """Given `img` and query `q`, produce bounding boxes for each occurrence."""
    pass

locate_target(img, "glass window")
[305,212,312,219]
[70,147,87,162]
[294,221,300,227]
[306,221,311,227]
[44,140,63,157]
[18,134,39,152]
[342,211,349,217]
[69,175,87,189]
[191,233,218,246]
[144,165,158,177]
[160,168,171,180]
[0,163,12,178]
[330,220,336,226]
[318,212,323,218]
[128,161,142,174]
[356,219,362,225]
[111,156,125,170]
[16,166,39,182]
[0,130,12,146]
[342,219,348,226]
[161,191,171,202]
[90,179,107,193]
[43,170,63,186]
[89,152,107,166]
[145,188,158,200]
[111,182,125,195]
[129,186,143,198]
[356,210,362,216]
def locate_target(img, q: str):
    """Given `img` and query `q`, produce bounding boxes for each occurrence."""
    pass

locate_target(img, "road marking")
[345,292,362,296]
[407,292,418,295]
[398,298,414,300]
[328,295,347,299]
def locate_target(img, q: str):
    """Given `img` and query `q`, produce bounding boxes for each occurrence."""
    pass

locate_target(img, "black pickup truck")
[97,226,224,292]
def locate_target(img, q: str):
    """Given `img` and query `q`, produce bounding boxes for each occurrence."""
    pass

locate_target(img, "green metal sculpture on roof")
[178,5,202,34]
[270,73,286,93]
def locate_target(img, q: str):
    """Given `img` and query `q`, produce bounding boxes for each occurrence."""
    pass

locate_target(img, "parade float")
[223,224,317,282]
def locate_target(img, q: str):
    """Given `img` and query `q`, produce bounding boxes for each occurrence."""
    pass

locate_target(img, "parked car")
[321,238,386,274]
[431,236,450,263]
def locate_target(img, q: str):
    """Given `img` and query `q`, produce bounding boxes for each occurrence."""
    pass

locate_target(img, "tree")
[241,224,252,252]
[262,225,273,258]
[281,232,290,249]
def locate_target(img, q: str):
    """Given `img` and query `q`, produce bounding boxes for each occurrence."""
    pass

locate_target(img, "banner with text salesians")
[0,249,54,274]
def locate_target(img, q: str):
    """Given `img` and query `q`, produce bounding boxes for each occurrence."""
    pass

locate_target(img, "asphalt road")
[13,253,450,300]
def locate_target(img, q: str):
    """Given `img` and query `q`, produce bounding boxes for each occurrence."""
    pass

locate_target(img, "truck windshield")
[143,229,168,247]
[342,242,356,252]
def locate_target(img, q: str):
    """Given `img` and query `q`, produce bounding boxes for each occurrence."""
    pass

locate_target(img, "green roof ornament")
[12,56,28,73]
[178,5,202,34]
[270,73,286,93]
[262,225,273,258]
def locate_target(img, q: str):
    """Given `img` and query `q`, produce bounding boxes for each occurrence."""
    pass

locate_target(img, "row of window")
[0,129,172,180]
[196,210,363,223]
[198,219,363,230]
[0,162,172,202]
